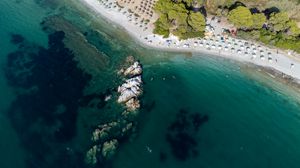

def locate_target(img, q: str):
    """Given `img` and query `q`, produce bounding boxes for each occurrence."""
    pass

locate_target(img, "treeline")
[196,0,300,53]
[153,0,206,39]
[153,0,300,53]
[226,5,300,53]
[205,0,300,22]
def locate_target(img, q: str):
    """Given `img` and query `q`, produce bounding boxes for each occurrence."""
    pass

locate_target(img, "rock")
[124,61,142,76]
[125,98,140,111]
[104,95,112,101]
[118,76,142,92]
[117,68,124,75]
[126,55,135,64]
[91,121,119,142]
[117,60,143,111]
[102,139,119,159]
[85,145,100,165]
[126,75,142,84]
[107,121,119,127]
[91,128,109,142]
[117,76,142,104]
[117,89,136,103]
[122,122,133,133]
[122,110,139,120]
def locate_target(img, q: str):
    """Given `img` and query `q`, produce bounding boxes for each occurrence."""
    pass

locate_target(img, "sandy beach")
[80,0,300,83]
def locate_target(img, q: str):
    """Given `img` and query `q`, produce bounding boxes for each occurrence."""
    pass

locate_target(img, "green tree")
[173,0,194,6]
[168,10,178,20]
[153,0,206,39]
[172,3,187,13]
[187,12,206,32]
[268,12,290,32]
[183,0,194,6]
[287,20,300,38]
[251,13,266,29]
[173,25,188,38]
[154,0,174,14]
[176,12,189,25]
[153,14,170,37]
[228,6,253,29]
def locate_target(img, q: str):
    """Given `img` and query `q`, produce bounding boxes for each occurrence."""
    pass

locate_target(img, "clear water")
[1,1,300,168]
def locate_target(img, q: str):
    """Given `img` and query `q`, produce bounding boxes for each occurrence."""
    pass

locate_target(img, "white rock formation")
[117,61,143,111]
[124,61,142,76]
[117,76,142,104]
[117,89,136,103]
[125,98,140,111]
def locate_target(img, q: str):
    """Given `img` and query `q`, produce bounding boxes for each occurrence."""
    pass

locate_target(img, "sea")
[1,0,300,168]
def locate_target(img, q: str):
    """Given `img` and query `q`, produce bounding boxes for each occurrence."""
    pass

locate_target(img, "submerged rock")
[126,55,135,64]
[91,128,109,142]
[122,110,139,120]
[122,122,133,132]
[102,139,119,159]
[85,145,100,165]
[104,95,112,101]
[91,121,119,142]
[117,68,125,75]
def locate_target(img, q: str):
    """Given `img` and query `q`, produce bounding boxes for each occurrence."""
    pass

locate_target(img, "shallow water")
[1,1,300,168]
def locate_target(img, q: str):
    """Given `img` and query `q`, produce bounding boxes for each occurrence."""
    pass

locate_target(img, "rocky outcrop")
[85,145,101,165]
[124,61,142,76]
[117,76,142,103]
[125,98,140,111]
[86,58,143,165]
[91,121,119,142]
[117,60,143,111]
[102,139,119,159]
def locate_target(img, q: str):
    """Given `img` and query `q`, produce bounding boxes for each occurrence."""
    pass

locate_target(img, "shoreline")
[79,0,300,84]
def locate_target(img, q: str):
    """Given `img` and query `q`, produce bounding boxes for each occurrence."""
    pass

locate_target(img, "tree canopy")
[287,20,300,38]
[228,6,253,29]
[187,12,206,32]
[268,12,290,32]
[152,0,300,52]
[251,13,266,29]
[153,0,206,39]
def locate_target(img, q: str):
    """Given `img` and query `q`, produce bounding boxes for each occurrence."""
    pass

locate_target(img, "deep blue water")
[1,1,300,168]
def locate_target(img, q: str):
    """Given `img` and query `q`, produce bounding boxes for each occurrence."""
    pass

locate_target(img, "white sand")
[81,0,300,83]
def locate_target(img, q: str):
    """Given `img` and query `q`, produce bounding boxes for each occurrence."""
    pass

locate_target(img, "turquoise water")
[114,55,300,168]
[1,0,300,168]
